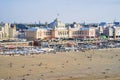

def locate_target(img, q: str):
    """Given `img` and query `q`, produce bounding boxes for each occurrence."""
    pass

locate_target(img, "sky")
[0,0,120,23]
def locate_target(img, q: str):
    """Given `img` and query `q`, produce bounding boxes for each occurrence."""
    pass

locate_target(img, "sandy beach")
[0,48,120,80]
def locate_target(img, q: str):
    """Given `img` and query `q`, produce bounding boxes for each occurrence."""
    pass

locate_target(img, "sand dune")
[0,48,120,80]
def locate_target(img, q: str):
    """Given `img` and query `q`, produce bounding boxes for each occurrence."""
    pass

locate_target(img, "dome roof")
[48,18,65,28]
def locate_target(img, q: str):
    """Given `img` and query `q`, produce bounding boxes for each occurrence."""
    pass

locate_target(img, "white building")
[0,23,17,40]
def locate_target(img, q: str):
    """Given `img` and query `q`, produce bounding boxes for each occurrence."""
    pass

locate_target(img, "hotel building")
[25,19,96,40]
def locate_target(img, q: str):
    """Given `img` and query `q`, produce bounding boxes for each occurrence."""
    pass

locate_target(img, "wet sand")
[0,48,120,80]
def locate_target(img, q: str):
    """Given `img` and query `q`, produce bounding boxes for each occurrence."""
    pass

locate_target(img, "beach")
[0,48,120,80]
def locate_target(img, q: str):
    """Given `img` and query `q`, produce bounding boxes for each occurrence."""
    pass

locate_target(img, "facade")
[0,23,17,40]
[80,27,96,38]
[49,18,69,38]
[103,27,114,37]
[114,27,120,39]
[103,26,120,40]
[25,27,52,40]
[0,25,4,39]
[25,27,38,40]
[9,24,18,38]
[0,23,10,39]
[25,19,96,40]
[68,22,82,38]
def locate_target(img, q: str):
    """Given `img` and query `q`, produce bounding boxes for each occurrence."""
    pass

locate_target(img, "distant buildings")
[0,23,18,40]
[99,22,120,40]
[0,19,120,41]
[25,18,96,40]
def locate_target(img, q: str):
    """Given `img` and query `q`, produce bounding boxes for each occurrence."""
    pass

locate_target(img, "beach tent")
[4,45,15,49]
[66,41,77,47]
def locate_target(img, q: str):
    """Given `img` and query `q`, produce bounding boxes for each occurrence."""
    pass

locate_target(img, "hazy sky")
[0,0,120,23]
